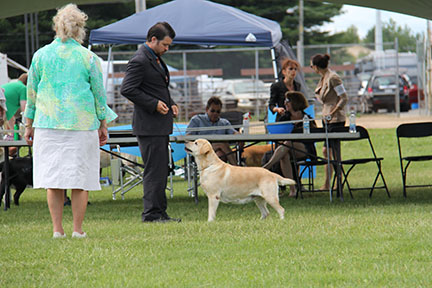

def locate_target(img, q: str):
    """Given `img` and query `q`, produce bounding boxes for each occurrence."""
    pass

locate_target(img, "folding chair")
[109,145,143,200]
[186,153,199,204]
[396,122,432,197]
[220,111,244,131]
[331,125,390,198]
[290,127,334,198]
[220,110,245,164]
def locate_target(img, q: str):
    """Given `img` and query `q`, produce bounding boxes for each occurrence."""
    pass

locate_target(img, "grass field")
[1,128,432,287]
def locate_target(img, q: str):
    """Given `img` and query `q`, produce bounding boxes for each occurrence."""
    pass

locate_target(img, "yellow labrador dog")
[185,139,296,222]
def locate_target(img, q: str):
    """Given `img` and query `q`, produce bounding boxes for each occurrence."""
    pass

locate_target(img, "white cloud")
[320,5,428,39]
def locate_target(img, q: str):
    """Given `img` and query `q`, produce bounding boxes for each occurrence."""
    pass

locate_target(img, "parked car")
[222,79,268,111]
[365,72,410,112]
[402,74,424,106]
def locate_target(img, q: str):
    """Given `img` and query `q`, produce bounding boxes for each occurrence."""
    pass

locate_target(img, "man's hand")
[171,105,179,117]
[156,100,169,115]
[24,127,34,146]
[0,108,5,127]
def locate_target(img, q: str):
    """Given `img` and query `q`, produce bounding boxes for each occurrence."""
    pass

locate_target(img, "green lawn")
[1,128,432,287]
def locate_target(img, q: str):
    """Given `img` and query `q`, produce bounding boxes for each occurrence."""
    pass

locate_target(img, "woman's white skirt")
[33,128,101,191]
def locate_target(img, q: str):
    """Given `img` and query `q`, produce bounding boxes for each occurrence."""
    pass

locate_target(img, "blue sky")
[320,5,428,39]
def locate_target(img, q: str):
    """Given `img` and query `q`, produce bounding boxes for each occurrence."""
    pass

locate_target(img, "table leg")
[236,143,241,166]
[193,161,198,204]
[332,140,344,201]
[4,147,10,210]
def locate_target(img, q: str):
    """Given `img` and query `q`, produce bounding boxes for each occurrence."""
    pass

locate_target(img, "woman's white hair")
[53,4,88,44]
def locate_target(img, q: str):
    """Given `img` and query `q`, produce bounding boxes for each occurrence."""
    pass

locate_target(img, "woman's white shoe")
[72,232,87,238]
[53,232,66,239]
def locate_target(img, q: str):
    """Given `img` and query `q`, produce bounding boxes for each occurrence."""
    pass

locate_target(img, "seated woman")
[262,91,316,197]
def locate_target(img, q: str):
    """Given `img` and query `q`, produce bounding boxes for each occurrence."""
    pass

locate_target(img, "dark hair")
[281,58,300,70]
[146,22,176,41]
[206,96,223,109]
[311,53,331,69]
[285,91,308,111]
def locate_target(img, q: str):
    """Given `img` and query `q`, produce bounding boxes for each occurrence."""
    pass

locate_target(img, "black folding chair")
[220,110,245,165]
[220,111,244,131]
[331,125,390,198]
[396,122,432,197]
[289,127,335,198]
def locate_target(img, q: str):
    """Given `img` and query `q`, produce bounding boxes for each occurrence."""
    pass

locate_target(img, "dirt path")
[245,110,432,134]
[180,110,432,133]
[356,110,432,129]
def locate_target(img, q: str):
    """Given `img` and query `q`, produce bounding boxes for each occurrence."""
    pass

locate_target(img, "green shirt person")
[1,73,27,129]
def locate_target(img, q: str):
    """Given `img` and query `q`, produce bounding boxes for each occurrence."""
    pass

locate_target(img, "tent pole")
[271,48,278,82]
[255,49,259,118]
[183,52,188,121]
[105,45,113,92]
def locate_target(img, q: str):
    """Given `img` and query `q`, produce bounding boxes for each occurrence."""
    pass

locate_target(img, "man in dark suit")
[121,22,181,223]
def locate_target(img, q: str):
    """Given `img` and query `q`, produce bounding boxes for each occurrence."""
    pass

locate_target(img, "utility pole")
[286,1,304,65]
[427,21,432,115]
[375,10,383,52]
[297,0,304,66]
[135,0,146,13]
[395,38,400,117]
[24,14,29,67]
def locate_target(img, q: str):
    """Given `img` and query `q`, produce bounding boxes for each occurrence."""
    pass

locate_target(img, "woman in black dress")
[269,58,302,122]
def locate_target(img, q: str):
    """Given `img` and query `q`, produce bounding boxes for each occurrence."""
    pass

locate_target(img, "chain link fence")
[96,38,428,124]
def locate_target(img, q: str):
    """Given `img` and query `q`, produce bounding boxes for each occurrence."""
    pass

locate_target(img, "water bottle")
[14,123,20,140]
[303,115,310,134]
[242,112,250,134]
[349,111,356,133]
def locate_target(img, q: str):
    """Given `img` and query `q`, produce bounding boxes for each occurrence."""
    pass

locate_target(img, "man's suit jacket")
[121,45,176,136]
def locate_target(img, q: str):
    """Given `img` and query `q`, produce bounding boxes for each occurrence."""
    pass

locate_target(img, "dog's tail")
[276,175,296,186]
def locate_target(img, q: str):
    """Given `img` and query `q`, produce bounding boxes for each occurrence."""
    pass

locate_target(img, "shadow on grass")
[283,186,432,208]
[2,186,432,225]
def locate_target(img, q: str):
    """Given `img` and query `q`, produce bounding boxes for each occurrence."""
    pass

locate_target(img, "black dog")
[0,157,33,206]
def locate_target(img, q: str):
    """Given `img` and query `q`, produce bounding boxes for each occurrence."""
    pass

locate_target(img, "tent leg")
[105,45,113,90]
[271,47,278,82]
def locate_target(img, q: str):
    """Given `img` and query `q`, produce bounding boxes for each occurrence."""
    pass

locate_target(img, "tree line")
[0,0,421,78]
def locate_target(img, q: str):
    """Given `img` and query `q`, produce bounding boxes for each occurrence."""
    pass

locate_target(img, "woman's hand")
[274,107,285,115]
[24,127,34,146]
[98,126,108,146]
[98,120,108,146]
